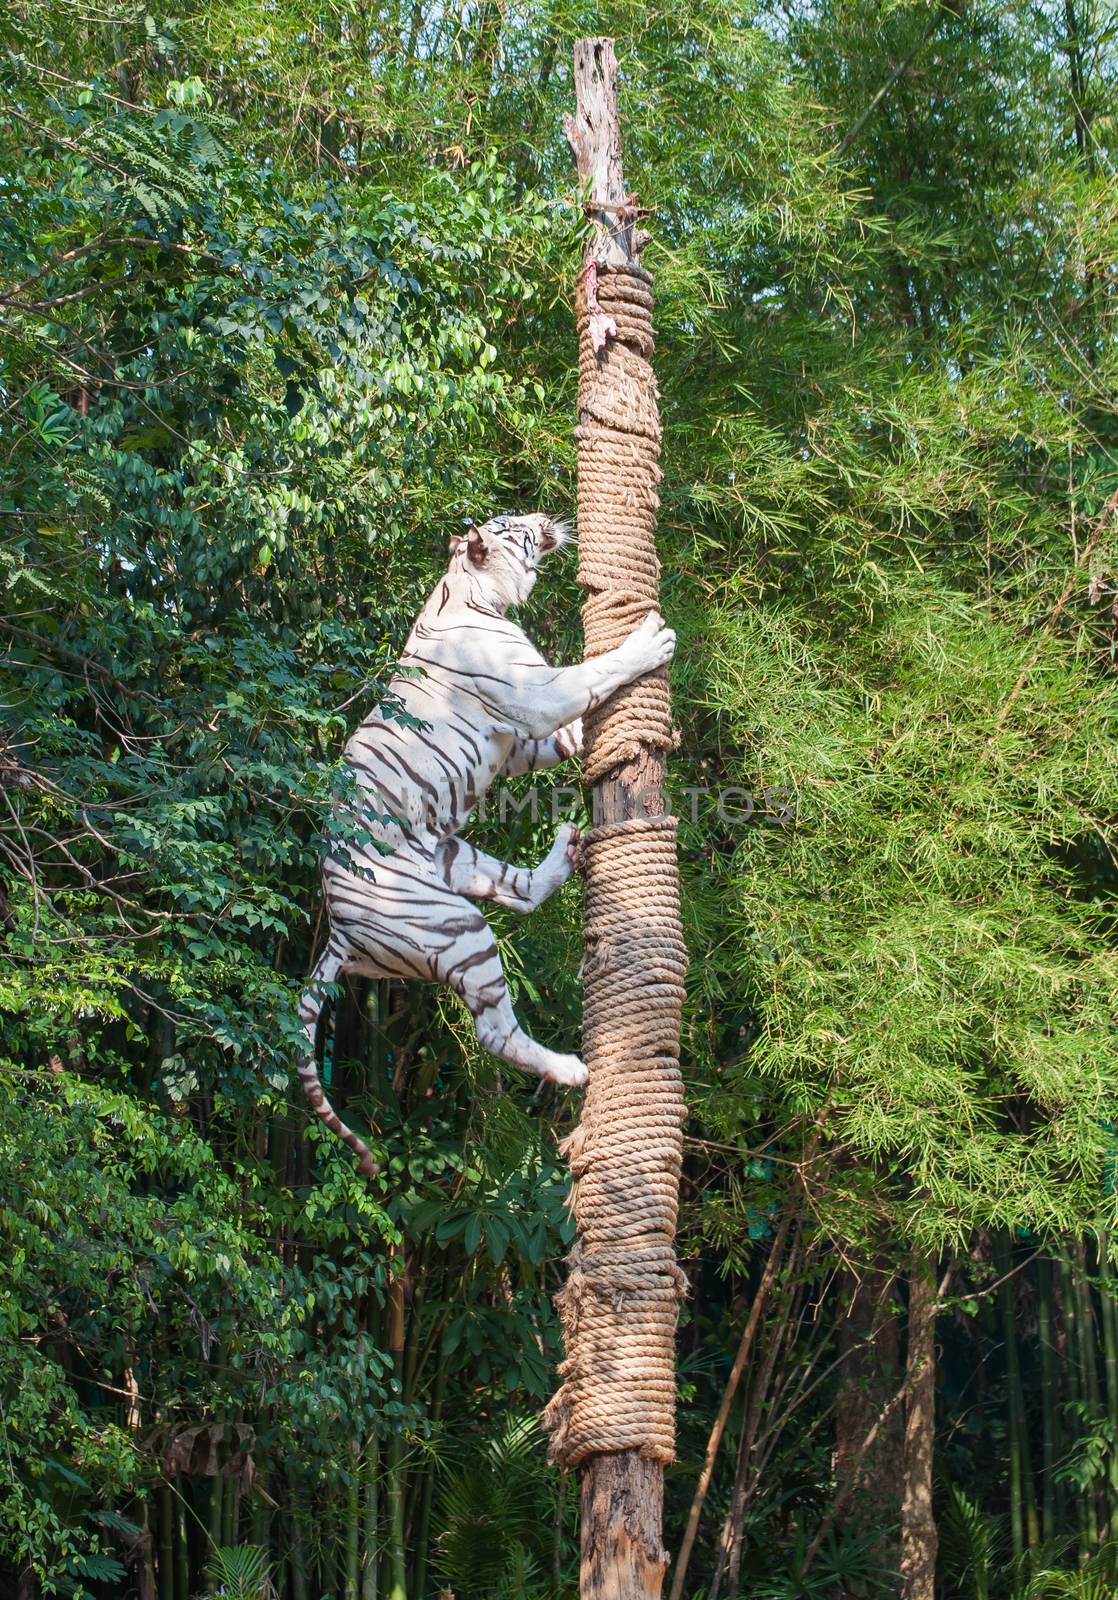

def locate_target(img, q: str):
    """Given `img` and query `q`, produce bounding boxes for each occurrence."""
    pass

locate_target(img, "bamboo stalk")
[134,1497,156,1600]
[412,1356,446,1599]
[208,1475,224,1553]
[386,1433,406,1600]
[1060,1248,1096,1557]
[361,1435,381,1600]
[174,1495,189,1600]
[995,1235,1030,1557]
[1097,1234,1118,1540]
[387,1256,408,1600]
[1037,1257,1060,1544]
[290,1500,310,1600]
[221,1474,236,1550]
[157,1486,174,1600]
[345,1441,361,1600]
[1075,1239,1104,1549]
[251,1478,269,1547]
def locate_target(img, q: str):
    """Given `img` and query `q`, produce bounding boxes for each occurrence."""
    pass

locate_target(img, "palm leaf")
[203,1544,277,1600]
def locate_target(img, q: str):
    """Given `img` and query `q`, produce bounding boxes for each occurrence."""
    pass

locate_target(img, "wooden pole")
[544,39,687,1600]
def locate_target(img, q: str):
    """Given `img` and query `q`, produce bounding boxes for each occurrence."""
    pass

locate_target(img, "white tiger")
[297,511,676,1175]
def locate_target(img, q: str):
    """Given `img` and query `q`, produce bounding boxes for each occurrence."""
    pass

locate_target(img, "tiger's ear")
[448,532,463,556]
[465,524,488,566]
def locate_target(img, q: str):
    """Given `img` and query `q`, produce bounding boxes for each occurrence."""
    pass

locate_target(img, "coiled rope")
[543,261,687,1470]
[574,263,677,788]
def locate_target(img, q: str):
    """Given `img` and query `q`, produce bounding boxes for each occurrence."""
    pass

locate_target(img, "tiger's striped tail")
[297,951,380,1180]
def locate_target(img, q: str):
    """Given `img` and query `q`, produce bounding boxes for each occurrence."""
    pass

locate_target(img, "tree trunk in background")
[834,1263,904,1582]
[900,1253,938,1600]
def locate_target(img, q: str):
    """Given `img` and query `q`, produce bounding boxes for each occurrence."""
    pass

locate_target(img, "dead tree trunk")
[541,37,687,1600]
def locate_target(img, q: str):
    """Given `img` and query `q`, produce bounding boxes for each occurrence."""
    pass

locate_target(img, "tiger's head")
[449,512,572,608]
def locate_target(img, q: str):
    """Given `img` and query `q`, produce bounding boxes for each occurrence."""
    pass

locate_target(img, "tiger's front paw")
[543,1053,589,1089]
[624,611,676,677]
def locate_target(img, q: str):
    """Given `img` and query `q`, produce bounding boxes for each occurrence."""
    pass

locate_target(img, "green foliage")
[203,1545,277,1600]
[1023,1547,1118,1600]
[3,0,1118,1593]
[940,1484,1002,1600]
[698,586,1118,1240]
[432,1415,563,1599]
[746,1522,896,1597]
[0,1061,398,1584]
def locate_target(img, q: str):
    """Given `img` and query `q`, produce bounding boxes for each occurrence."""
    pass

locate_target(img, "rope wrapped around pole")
[545,814,687,1467]
[575,262,677,789]
[542,36,688,1598]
